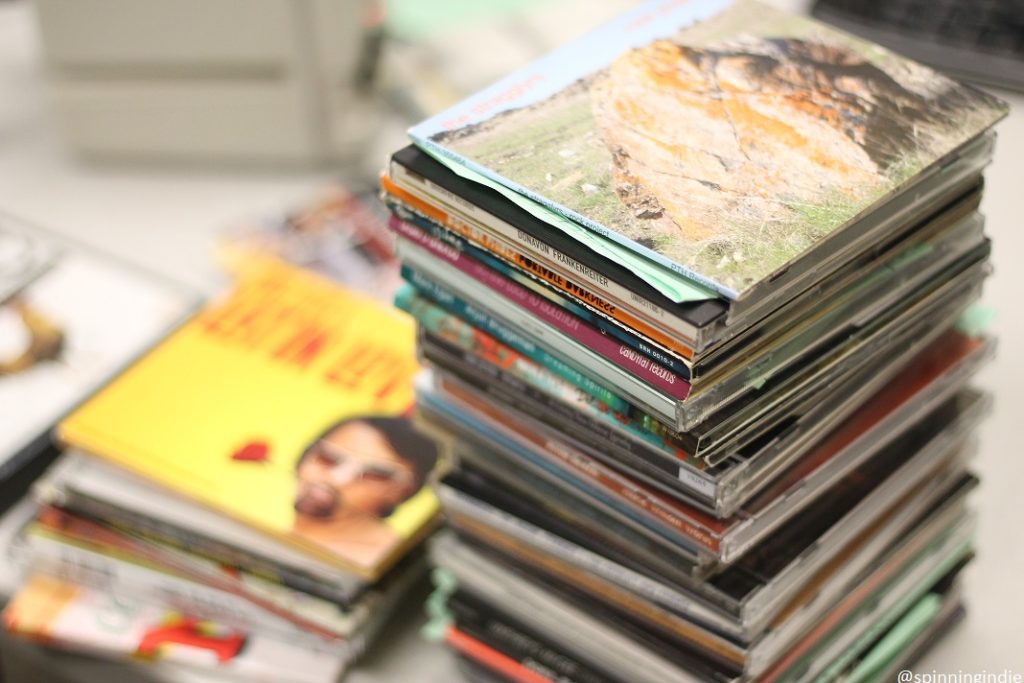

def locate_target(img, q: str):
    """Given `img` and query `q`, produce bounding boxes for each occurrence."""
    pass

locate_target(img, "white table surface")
[1,0,1022,680]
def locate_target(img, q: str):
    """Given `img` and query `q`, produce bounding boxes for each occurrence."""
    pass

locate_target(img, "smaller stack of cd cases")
[381,1,1010,681]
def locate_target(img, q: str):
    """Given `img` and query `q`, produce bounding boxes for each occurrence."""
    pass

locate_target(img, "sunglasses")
[309,440,414,485]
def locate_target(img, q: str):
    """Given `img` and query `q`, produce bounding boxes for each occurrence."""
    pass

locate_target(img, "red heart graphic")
[231,441,269,463]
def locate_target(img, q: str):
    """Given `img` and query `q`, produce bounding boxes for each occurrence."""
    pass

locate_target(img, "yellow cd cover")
[58,258,438,581]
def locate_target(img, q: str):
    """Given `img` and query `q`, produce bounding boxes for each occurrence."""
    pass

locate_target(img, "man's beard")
[294,482,341,519]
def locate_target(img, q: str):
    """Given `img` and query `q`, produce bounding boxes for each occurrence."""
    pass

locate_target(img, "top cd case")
[408,0,1007,305]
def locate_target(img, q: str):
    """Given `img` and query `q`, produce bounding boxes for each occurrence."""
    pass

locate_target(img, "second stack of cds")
[381,1,1009,680]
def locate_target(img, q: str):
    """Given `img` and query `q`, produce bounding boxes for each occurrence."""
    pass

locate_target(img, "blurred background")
[0,0,1022,680]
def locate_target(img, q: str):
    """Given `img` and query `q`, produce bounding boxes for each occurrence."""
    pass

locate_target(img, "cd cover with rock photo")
[410,0,1007,299]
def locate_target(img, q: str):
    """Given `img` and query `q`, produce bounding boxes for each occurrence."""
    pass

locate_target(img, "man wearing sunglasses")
[292,415,439,567]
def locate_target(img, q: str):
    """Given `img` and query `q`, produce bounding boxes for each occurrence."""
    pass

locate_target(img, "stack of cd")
[380,1,1009,681]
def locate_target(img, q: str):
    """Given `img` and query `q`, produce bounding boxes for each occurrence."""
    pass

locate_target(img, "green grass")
[451,96,631,231]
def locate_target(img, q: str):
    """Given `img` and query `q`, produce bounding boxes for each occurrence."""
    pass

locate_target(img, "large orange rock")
[589,37,924,243]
